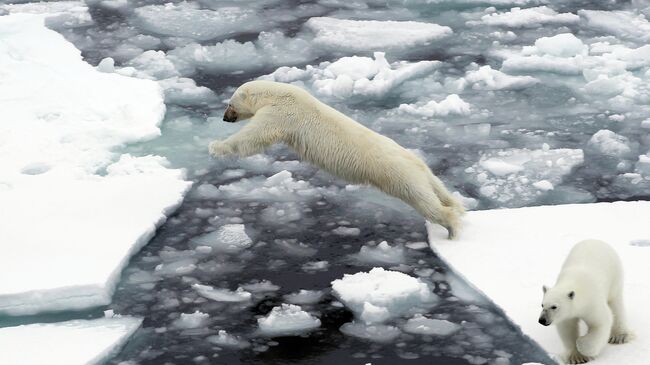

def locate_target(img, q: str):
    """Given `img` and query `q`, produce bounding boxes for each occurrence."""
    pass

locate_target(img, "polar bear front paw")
[567,350,591,364]
[576,338,601,358]
[209,140,234,157]
[609,333,631,344]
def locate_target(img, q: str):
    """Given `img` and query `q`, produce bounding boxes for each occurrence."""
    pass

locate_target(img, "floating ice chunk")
[133,3,265,41]
[242,280,280,293]
[304,17,451,52]
[479,159,524,176]
[532,180,554,191]
[339,322,401,342]
[126,50,180,80]
[331,268,436,323]
[97,57,115,73]
[479,6,579,28]
[193,284,252,302]
[587,130,632,157]
[173,310,210,330]
[464,65,539,90]
[191,224,253,253]
[534,33,586,58]
[501,55,583,75]
[207,330,250,348]
[579,10,650,41]
[257,304,321,336]
[332,227,361,236]
[354,241,406,264]
[157,77,218,106]
[398,94,471,117]
[403,314,461,336]
[284,290,325,305]
[0,316,142,365]
[262,52,440,99]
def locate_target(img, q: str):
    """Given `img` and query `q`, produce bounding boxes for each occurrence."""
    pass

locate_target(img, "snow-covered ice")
[257,304,321,336]
[0,316,142,365]
[0,14,191,316]
[429,201,650,364]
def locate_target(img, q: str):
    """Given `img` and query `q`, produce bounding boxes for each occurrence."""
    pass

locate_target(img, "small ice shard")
[192,284,251,302]
[207,330,249,348]
[242,280,280,293]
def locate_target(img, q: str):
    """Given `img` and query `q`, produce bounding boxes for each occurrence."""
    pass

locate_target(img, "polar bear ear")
[542,285,548,293]
[568,291,575,300]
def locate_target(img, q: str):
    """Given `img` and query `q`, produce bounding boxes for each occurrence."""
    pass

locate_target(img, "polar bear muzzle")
[223,105,238,123]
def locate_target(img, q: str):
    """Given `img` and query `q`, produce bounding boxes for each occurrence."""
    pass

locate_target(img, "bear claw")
[609,333,630,344]
[567,351,590,364]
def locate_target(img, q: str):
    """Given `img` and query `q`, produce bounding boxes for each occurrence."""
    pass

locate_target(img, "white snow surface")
[0,316,142,365]
[428,201,650,364]
[304,17,452,52]
[0,15,191,315]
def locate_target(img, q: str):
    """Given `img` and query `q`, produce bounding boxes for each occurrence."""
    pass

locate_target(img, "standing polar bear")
[539,239,631,364]
[208,80,464,238]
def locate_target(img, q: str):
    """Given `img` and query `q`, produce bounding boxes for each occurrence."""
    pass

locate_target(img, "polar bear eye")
[551,305,557,310]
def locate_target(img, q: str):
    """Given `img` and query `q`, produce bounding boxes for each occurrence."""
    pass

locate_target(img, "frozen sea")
[1,0,650,364]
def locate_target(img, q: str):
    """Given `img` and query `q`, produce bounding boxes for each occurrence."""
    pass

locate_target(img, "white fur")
[209,80,464,238]
[540,239,631,364]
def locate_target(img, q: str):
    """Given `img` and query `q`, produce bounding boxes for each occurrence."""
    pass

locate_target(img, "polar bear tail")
[428,174,466,216]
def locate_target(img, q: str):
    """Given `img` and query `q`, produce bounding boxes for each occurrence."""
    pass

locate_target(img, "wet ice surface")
[3,0,650,363]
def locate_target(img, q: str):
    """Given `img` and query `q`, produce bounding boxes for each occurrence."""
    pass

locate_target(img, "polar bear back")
[559,239,623,300]
[274,87,433,192]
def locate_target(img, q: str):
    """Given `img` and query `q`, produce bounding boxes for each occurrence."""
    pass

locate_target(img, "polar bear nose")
[223,105,238,123]
[538,317,549,326]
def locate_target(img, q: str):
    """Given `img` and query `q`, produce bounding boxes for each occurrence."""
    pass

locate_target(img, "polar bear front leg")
[557,319,589,364]
[576,307,613,358]
[209,121,280,158]
[608,295,632,344]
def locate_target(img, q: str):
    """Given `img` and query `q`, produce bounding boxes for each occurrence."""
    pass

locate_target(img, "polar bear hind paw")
[567,351,591,364]
[609,333,631,344]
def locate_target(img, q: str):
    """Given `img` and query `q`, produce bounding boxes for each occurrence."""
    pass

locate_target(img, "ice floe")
[430,201,650,364]
[0,316,142,365]
[257,304,321,336]
[0,15,191,316]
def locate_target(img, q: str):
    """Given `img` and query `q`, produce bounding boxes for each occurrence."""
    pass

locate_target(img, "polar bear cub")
[539,239,631,364]
[208,80,464,238]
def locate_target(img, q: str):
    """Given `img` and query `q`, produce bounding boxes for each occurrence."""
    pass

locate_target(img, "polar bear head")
[223,80,305,123]
[538,285,575,326]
